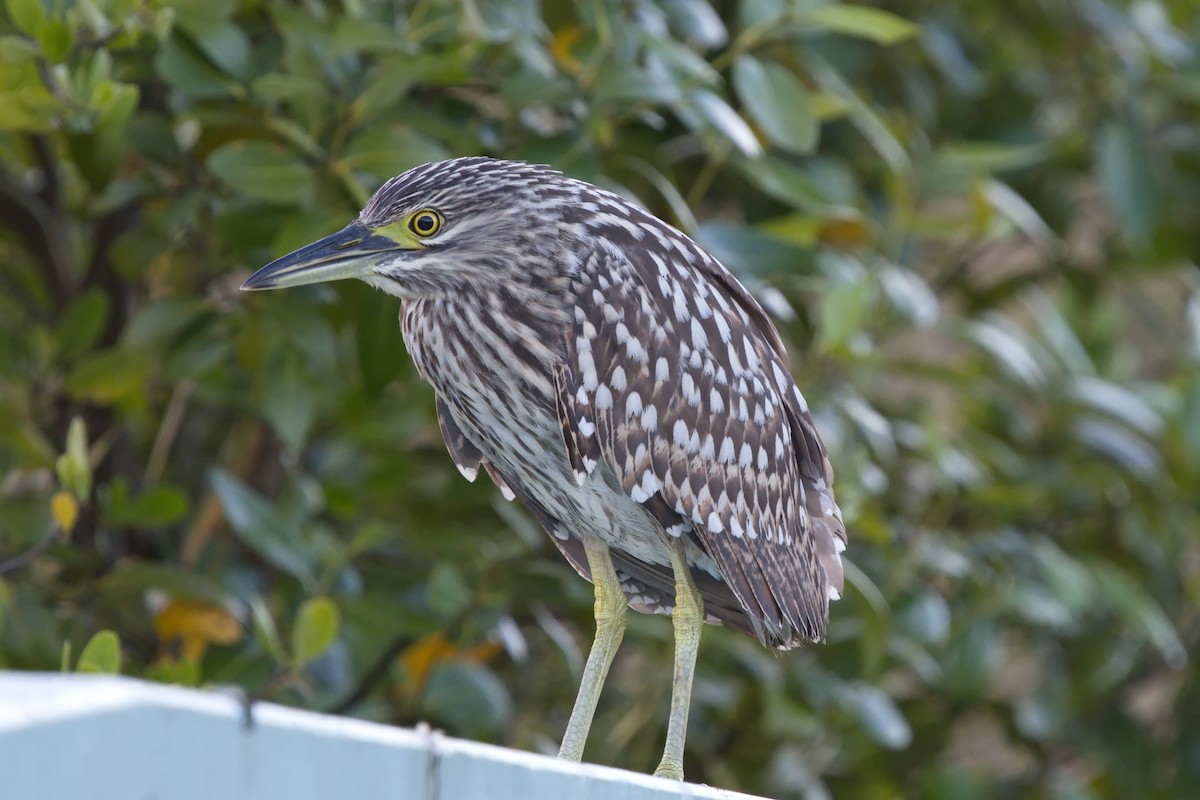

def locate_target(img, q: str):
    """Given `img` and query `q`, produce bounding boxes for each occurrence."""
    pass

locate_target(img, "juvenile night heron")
[242,157,846,780]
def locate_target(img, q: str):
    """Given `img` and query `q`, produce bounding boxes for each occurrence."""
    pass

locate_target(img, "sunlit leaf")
[54,417,91,500]
[1071,417,1162,480]
[103,482,190,528]
[77,630,121,674]
[963,317,1045,388]
[662,0,727,49]
[819,276,874,352]
[1067,377,1163,438]
[689,89,762,157]
[292,596,340,669]
[806,5,918,45]
[6,0,45,35]
[66,349,150,405]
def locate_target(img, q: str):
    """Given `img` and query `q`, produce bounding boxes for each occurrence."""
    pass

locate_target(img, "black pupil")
[416,215,435,232]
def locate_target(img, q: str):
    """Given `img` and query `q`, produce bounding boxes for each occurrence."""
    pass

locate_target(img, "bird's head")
[241,157,574,299]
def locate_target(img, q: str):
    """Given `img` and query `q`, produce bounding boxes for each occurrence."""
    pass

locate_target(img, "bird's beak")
[241,222,401,291]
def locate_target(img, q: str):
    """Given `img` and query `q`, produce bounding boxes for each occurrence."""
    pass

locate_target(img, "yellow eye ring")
[408,209,443,237]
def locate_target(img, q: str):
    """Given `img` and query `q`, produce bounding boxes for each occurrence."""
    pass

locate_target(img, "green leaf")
[1091,563,1187,669]
[732,56,818,154]
[55,416,92,499]
[818,275,874,352]
[55,289,110,362]
[104,483,190,528]
[423,661,512,737]
[84,81,140,188]
[259,345,317,452]
[962,317,1044,388]
[208,141,313,204]
[806,5,918,45]
[145,657,200,687]
[590,62,681,107]
[1067,376,1162,438]
[845,683,912,749]
[739,157,832,211]
[944,620,1005,699]
[332,17,404,54]
[67,348,149,405]
[0,34,40,64]
[100,563,230,606]
[643,35,720,85]
[6,0,45,36]
[210,469,316,586]
[695,222,808,276]
[1097,118,1159,250]
[0,81,57,131]
[689,89,762,157]
[35,18,71,62]
[154,34,235,98]
[356,286,407,396]
[292,596,340,669]
[341,126,449,182]
[662,0,727,49]
[936,140,1049,173]
[1032,541,1094,614]
[251,73,328,105]
[250,596,287,666]
[1071,417,1162,480]
[77,630,121,674]
[427,563,472,620]
[181,21,250,78]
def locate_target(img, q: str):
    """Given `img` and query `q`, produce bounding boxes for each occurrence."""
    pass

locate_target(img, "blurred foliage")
[1,0,1198,797]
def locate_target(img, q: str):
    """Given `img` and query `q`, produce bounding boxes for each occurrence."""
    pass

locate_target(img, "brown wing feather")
[560,239,845,647]
[436,396,483,481]
[436,397,516,500]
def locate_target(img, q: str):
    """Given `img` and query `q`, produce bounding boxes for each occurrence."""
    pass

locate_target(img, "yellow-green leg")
[558,539,627,762]
[653,544,704,780]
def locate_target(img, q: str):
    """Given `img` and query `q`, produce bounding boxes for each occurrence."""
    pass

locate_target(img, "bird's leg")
[653,543,704,781]
[558,538,627,762]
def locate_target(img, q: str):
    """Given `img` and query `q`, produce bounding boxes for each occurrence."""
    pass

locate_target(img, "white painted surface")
[0,673,769,800]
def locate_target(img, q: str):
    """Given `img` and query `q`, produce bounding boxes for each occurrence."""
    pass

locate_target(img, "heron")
[241,157,846,780]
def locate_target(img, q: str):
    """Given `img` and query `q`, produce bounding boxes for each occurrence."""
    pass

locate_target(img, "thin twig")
[144,380,193,485]
[0,526,62,577]
[326,634,414,715]
[180,422,267,566]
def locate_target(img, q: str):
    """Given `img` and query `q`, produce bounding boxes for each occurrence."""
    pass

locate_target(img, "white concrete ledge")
[0,673,768,800]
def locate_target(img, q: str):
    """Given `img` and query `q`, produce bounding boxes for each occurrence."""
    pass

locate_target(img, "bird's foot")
[652,759,684,781]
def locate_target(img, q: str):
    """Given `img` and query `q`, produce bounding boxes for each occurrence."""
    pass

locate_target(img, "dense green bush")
[1,1,1197,796]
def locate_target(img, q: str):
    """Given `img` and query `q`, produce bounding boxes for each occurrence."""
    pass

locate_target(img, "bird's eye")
[408,210,443,238]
